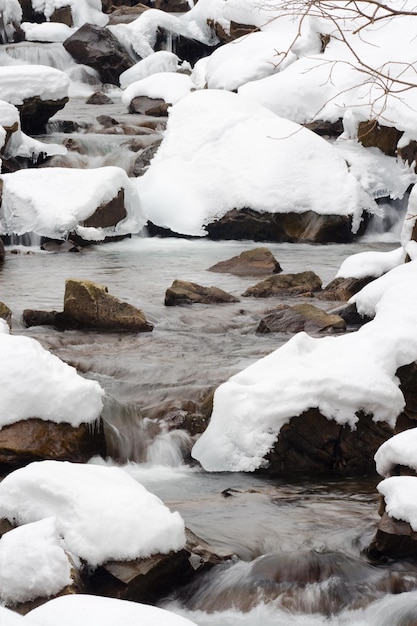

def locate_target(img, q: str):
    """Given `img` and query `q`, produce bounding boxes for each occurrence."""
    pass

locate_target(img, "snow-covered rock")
[0,166,146,241]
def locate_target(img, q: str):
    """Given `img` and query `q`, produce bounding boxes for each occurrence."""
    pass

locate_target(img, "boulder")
[207,19,258,44]
[304,119,344,137]
[256,303,346,334]
[18,95,69,135]
[208,247,282,276]
[242,271,322,298]
[262,410,395,477]
[87,528,232,604]
[63,279,153,331]
[127,96,169,116]
[165,280,239,306]
[205,208,356,244]
[155,28,218,66]
[86,92,114,105]
[0,418,106,468]
[358,120,403,157]
[154,0,191,11]
[367,510,417,561]
[63,23,135,85]
[107,5,151,25]
[326,302,371,328]
[81,188,127,229]
[0,302,12,328]
[317,276,375,301]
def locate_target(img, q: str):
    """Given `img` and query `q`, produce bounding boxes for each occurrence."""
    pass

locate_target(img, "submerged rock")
[208,247,282,276]
[256,303,346,334]
[165,280,239,306]
[242,271,322,297]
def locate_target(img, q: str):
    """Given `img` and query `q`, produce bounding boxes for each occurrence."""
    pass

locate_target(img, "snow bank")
[119,51,181,89]
[377,476,417,531]
[192,256,417,472]
[0,461,186,567]
[0,327,104,427]
[27,594,198,626]
[122,72,193,109]
[0,518,72,605]
[0,166,146,240]
[136,89,375,237]
[0,65,69,105]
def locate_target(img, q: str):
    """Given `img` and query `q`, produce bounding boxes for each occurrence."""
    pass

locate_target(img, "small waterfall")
[3,232,43,248]
[4,42,75,72]
[362,195,409,242]
[101,396,193,466]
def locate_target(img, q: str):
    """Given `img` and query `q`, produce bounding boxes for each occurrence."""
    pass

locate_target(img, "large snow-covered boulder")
[0,0,22,43]
[0,166,146,241]
[192,258,417,475]
[19,0,108,28]
[136,90,376,241]
[0,65,69,134]
[122,72,193,115]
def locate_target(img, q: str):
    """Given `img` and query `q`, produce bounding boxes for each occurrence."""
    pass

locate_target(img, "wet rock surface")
[256,303,346,334]
[208,247,282,276]
[242,271,322,297]
[165,279,239,306]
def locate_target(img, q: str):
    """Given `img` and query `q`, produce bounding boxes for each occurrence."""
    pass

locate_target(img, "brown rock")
[317,276,375,301]
[63,279,153,332]
[18,96,69,135]
[205,208,357,244]
[107,5,150,25]
[367,510,417,561]
[127,96,170,116]
[63,23,135,85]
[88,528,233,604]
[256,303,346,334]
[263,410,394,477]
[23,309,59,328]
[208,247,282,276]
[155,0,191,11]
[0,301,12,327]
[242,271,322,298]
[81,188,127,229]
[50,5,73,26]
[358,120,403,156]
[165,279,239,306]
[0,418,106,467]
[303,119,344,137]
[86,92,114,105]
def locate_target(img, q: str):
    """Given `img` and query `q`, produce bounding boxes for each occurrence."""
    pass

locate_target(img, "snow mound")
[0,65,69,105]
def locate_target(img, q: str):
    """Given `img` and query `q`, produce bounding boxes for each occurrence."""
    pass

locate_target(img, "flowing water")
[2,41,417,625]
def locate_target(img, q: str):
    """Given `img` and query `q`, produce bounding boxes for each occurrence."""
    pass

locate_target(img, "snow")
[21,21,75,43]
[336,247,406,279]
[119,51,182,89]
[121,72,193,110]
[196,30,297,91]
[0,0,22,42]
[136,89,376,237]
[0,326,104,427]
[30,0,108,27]
[0,518,73,605]
[375,428,417,477]
[192,254,417,472]
[0,65,69,105]
[27,594,198,626]
[0,460,186,567]
[377,476,417,531]
[0,166,146,240]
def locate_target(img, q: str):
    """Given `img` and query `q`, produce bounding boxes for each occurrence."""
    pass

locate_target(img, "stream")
[2,39,417,625]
